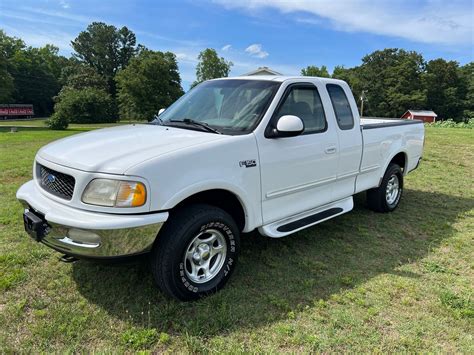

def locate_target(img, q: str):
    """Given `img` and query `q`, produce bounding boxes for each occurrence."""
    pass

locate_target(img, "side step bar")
[259,196,353,238]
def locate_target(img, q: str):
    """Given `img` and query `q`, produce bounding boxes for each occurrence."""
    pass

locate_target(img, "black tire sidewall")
[158,206,240,300]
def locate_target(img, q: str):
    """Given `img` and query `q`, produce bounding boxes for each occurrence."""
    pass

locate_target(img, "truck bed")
[360,117,423,129]
[355,116,425,194]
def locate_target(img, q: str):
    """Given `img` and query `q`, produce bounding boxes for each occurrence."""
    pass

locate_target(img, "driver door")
[258,83,339,224]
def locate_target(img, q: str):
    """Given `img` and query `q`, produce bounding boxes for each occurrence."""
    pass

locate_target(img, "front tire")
[367,163,403,212]
[150,204,240,301]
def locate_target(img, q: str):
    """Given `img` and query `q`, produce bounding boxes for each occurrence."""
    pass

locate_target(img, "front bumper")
[17,180,168,258]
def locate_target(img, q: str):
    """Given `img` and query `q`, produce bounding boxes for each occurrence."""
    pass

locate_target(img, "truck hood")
[37,124,227,174]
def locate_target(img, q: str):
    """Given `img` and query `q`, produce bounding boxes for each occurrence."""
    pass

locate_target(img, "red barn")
[401,110,437,123]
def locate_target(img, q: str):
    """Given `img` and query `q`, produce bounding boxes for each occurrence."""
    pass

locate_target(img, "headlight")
[82,179,147,207]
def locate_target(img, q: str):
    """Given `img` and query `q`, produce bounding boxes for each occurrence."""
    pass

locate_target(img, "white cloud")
[59,0,70,9]
[222,44,232,51]
[213,0,473,45]
[245,43,269,58]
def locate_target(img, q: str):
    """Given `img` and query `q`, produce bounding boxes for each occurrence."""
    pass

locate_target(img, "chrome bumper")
[38,221,163,258]
[17,180,168,258]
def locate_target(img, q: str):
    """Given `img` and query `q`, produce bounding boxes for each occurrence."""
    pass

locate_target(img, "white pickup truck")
[17,76,424,300]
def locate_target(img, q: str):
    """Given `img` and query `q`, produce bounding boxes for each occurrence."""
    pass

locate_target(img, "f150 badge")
[239,159,257,168]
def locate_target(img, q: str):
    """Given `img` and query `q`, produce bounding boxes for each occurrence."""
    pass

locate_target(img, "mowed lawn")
[0,124,472,352]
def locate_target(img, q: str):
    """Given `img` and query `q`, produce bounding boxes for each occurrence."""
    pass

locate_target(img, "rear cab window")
[327,84,354,130]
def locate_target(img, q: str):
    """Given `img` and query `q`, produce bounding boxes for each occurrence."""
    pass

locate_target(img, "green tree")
[116,50,184,120]
[358,49,426,117]
[0,30,25,59]
[0,56,14,102]
[59,62,108,92]
[0,31,65,115]
[458,62,474,121]
[0,30,23,102]
[52,87,115,124]
[192,48,232,88]
[10,46,62,115]
[71,22,138,96]
[332,65,365,115]
[423,59,465,121]
[301,65,330,77]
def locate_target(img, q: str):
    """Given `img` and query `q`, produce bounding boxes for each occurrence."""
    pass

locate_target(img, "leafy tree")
[0,30,25,59]
[116,50,184,120]
[10,46,62,116]
[59,62,108,92]
[358,49,426,117]
[0,56,14,102]
[0,30,23,102]
[0,31,65,115]
[71,22,138,96]
[53,87,115,124]
[332,65,364,114]
[301,65,330,77]
[424,59,465,121]
[458,62,474,121]
[192,48,232,88]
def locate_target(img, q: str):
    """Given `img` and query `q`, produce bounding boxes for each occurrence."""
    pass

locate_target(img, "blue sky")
[1,0,472,89]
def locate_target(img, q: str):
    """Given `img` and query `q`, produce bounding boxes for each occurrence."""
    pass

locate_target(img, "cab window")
[274,85,327,134]
[327,84,354,130]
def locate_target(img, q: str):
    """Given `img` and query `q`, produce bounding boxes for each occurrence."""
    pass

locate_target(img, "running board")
[259,197,353,238]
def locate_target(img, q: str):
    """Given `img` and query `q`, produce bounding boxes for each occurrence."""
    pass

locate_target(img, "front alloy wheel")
[184,228,227,284]
[150,204,240,301]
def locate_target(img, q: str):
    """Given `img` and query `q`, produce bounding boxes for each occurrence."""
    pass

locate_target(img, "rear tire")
[150,204,240,301]
[367,163,403,213]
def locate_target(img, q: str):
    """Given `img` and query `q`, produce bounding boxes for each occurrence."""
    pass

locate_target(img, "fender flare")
[161,180,257,232]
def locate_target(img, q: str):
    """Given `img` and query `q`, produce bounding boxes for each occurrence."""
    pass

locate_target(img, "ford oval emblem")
[47,174,56,183]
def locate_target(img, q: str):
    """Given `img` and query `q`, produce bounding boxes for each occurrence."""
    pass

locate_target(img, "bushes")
[46,113,69,130]
[51,87,116,127]
[429,119,473,129]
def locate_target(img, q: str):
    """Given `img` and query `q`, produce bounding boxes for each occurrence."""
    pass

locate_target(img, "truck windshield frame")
[153,79,281,135]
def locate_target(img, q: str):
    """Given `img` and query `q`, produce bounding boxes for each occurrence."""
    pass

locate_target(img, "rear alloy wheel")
[367,163,403,212]
[150,204,240,301]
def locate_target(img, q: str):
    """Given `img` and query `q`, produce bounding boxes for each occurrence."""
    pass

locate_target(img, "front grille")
[38,164,75,200]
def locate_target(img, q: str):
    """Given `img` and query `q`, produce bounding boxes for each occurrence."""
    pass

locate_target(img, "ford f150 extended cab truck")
[17,76,424,300]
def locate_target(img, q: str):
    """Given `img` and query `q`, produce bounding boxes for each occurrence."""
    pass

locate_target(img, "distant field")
[0,118,142,129]
[0,125,473,352]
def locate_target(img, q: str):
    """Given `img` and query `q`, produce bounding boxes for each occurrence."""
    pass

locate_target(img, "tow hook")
[60,254,78,263]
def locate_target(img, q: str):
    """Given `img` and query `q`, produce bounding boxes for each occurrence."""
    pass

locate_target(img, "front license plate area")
[23,209,48,241]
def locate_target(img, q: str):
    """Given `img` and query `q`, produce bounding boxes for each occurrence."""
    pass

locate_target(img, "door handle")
[325,146,337,154]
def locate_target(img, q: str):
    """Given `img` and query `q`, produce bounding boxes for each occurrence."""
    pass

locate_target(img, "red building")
[401,110,437,123]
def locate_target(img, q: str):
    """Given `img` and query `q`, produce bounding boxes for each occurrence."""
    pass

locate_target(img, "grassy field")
[0,124,473,352]
[0,118,140,129]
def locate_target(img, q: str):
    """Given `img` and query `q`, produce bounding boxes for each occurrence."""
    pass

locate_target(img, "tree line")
[302,51,473,121]
[0,23,472,130]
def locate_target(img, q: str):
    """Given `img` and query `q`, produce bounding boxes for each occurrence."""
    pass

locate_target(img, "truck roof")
[215,75,347,85]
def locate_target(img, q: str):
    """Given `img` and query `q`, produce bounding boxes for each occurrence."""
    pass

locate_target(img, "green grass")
[0,118,143,129]
[0,125,473,352]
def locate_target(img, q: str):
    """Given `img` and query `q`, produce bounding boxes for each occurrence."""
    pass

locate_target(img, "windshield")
[155,79,281,135]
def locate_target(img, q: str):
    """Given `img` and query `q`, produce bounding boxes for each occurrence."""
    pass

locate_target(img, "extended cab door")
[257,82,339,224]
[325,83,363,200]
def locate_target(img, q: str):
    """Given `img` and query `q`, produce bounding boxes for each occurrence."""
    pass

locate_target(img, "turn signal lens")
[116,181,147,207]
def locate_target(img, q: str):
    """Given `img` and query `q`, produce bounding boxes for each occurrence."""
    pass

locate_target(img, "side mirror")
[270,115,304,138]
[158,108,166,115]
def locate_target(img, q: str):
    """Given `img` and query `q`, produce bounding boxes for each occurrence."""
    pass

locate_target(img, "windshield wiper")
[168,118,222,134]
[151,114,164,125]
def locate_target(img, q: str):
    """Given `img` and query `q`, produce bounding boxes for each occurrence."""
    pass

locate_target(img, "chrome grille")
[38,164,75,200]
